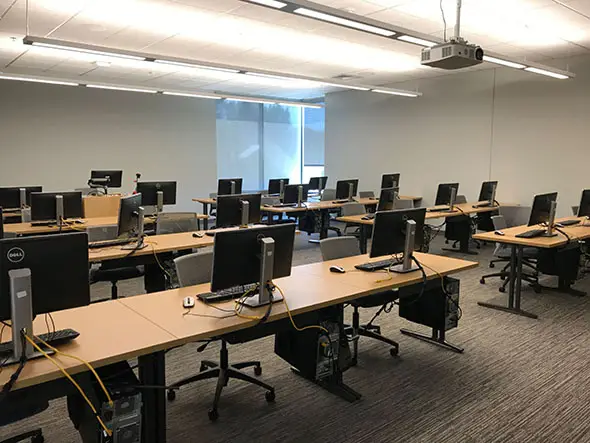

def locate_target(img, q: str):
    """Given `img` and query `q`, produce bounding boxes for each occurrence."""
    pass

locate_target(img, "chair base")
[347,308,399,366]
[1,429,43,443]
[400,328,464,354]
[166,342,274,421]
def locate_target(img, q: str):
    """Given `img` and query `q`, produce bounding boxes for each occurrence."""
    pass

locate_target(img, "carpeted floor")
[2,232,590,443]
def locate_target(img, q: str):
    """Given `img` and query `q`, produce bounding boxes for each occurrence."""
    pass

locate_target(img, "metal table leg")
[139,351,166,443]
[478,245,538,319]
[359,224,368,254]
[202,203,209,230]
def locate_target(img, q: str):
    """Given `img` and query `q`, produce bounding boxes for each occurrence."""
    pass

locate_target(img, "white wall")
[326,54,590,216]
[0,80,217,211]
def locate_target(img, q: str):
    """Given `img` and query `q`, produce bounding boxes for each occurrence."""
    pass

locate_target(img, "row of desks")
[1,252,477,443]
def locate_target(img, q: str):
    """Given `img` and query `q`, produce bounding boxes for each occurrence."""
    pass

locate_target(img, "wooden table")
[1,252,476,443]
[337,202,502,254]
[193,195,423,230]
[473,217,590,319]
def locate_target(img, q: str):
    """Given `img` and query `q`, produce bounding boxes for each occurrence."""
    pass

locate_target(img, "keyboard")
[0,328,80,357]
[472,202,492,208]
[89,238,134,249]
[361,214,375,220]
[31,220,55,227]
[355,258,401,272]
[558,219,581,226]
[272,203,298,208]
[334,200,350,204]
[515,229,546,239]
[198,284,258,303]
[427,206,451,213]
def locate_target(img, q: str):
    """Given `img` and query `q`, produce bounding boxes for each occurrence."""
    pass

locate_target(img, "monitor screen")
[308,176,328,191]
[136,181,177,206]
[218,178,243,196]
[0,186,43,209]
[90,170,123,188]
[216,194,262,228]
[335,180,359,200]
[370,208,426,258]
[528,192,558,226]
[377,188,397,212]
[268,178,289,195]
[283,184,310,204]
[578,190,590,217]
[479,181,498,202]
[435,183,459,206]
[381,174,400,190]
[30,192,83,221]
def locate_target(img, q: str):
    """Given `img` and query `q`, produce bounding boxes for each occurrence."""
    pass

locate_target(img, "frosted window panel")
[263,104,302,185]
[303,107,325,166]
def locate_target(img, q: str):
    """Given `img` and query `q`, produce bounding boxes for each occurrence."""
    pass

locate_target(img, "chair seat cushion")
[351,290,399,308]
[0,393,48,425]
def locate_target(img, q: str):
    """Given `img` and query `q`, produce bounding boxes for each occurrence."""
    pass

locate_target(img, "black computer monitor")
[0,186,43,209]
[478,181,498,202]
[377,188,398,212]
[218,178,243,196]
[118,194,143,238]
[335,179,359,200]
[211,223,296,292]
[308,176,328,191]
[577,190,590,217]
[268,178,289,195]
[0,209,4,239]
[370,208,426,259]
[381,174,400,190]
[136,181,177,206]
[435,183,459,206]
[30,191,83,221]
[90,170,123,188]
[216,194,262,228]
[283,184,310,205]
[528,193,558,226]
[0,232,90,322]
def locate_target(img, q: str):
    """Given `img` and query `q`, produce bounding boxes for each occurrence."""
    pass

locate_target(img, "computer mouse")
[183,296,195,308]
[494,230,505,236]
[361,216,371,220]
[192,232,204,238]
[329,265,346,274]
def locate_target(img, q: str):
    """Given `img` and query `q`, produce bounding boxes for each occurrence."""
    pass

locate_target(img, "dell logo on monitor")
[7,247,25,263]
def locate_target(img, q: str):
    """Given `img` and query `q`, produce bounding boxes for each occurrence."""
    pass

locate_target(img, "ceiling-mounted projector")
[420,0,483,70]
[421,38,483,69]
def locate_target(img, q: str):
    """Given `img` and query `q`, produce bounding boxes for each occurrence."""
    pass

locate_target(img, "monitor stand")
[1,269,53,367]
[121,207,148,250]
[541,201,558,237]
[390,220,420,274]
[238,237,283,308]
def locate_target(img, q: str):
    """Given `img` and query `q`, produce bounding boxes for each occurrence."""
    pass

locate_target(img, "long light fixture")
[245,0,287,8]
[24,40,146,61]
[153,59,239,74]
[483,56,525,70]
[371,89,419,98]
[162,91,221,99]
[0,74,78,86]
[279,102,323,108]
[225,97,279,104]
[245,72,372,91]
[397,35,436,47]
[293,8,395,37]
[524,67,569,80]
[86,84,158,93]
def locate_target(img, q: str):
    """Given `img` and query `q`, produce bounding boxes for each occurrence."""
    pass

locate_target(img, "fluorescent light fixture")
[397,35,436,47]
[246,71,292,80]
[279,102,323,108]
[294,8,395,37]
[371,89,419,97]
[162,91,221,99]
[321,82,370,91]
[225,97,278,105]
[524,67,569,80]
[483,56,525,69]
[86,85,158,93]
[0,75,78,86]
[154,59,239,73]
[26,41,146,61]
[94,60,111,68]
[246,0,287,8]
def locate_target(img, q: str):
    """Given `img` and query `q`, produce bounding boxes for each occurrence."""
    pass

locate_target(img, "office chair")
[320,237,399,364]
[393,198,414,209]
[480,215,540,293]
[321,188,336,201]
[167,252,274,421]
[156,212,200,234]
[572,206,579,216]
[209,192,217,218]
[359,191,375,198]
[88,225,144,300]
[339,202,366,236]
[447,195,483,250]
[0,389,47,443]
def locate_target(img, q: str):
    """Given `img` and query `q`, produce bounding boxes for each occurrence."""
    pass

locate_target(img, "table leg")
[359,224,368,254]
[144,262,167,293]
[319,209,329,240]
[478,245,538,319]
[400,328,464,353]
[202,203,209,230]
[541,277,587,297]
[139,351,166,443]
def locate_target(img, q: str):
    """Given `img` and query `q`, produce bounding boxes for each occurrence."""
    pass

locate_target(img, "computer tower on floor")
[398,276,460,331]
[275,305,352,381]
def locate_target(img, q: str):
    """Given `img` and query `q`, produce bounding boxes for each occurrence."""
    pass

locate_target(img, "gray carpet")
[2,232,590,443]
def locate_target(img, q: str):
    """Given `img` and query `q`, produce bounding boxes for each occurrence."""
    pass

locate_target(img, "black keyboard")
[558,219,581,226]
[272,203,297,208]
[0,328,80,357]
[30,220,55,227]
[89,238,134,249]
[198,284,258,303]
[516,229,546,239]
[355,259,401,272]
[427,206,451,212]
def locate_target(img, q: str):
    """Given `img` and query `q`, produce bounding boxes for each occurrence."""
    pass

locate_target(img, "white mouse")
[494,230,505,236]
[183,296,195,309]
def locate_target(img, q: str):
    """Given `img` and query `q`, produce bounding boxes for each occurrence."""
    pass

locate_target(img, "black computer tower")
[399,276,460,331]
[275,305,352,381]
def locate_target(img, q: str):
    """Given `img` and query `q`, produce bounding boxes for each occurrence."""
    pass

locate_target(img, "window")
[216,101,324,190]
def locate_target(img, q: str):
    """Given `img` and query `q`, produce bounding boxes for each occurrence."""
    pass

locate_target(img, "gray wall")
[326,54,590,216]
[0,80,217,211]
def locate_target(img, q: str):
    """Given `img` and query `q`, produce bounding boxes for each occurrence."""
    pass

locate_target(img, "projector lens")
[475,47,484,61]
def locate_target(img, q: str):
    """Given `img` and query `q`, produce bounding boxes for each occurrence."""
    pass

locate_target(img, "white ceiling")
[0,0,589,99]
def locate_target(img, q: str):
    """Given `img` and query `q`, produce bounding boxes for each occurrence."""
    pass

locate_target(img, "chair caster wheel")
[533,285,542,294]
[489,263,495,268]
[200,363,208,372]
[167,390,176,401]
[390,347,399,357]
[254,365,262,376]
[208,408,219,421]
[32,436,44,443]
[480,278,485,284]
[499,287,506,293]
[265,390,276,402]
[500,276,506,280]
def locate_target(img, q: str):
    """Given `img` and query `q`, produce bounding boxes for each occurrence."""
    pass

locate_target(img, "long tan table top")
[1,252,476,391]
[473,216,590,248]
[193,196,421,208]
[337,202,502,226]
